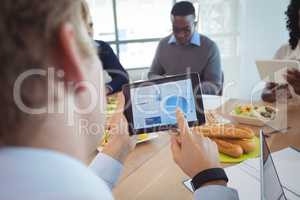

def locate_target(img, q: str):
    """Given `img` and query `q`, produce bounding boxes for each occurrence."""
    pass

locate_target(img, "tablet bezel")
[122,73,206,135]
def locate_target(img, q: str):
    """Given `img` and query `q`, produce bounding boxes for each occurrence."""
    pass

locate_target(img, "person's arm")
[98,41,129,94]
[201,42,223,95]
[90,93,136,189]
[89,153,123,189]
[89,119,135,190]
[148,42,165,80]
[192,170,238,199]
[194,185,239,199]
[170,109,239,200]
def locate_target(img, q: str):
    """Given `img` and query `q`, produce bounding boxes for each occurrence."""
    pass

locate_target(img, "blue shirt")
[0,147,121,200]
[95,40,129,94]
[168,32,201,47]
[0,147,239,200]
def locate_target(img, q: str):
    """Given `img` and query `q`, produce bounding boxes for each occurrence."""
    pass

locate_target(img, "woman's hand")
[285,69,300,95]
[261,82,293,103]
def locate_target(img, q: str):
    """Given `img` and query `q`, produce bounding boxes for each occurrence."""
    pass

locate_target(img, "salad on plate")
[233,105,276,120]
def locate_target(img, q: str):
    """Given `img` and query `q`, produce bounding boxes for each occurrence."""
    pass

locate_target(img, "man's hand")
[106,92,126,130]
[102,93,137,163]
[285,69,300,95]
[170,109,220,178]
[102,115,136,164]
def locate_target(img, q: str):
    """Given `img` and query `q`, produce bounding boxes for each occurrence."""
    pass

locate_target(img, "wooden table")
[113,98,300,200]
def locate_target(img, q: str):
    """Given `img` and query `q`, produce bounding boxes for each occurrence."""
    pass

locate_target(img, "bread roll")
[213,139,243,158]
[193,125,254,139]
[222,138,256,153]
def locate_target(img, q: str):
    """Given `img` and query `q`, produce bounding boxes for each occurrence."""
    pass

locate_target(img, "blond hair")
[81,0,90,24]
[0,0,95,142]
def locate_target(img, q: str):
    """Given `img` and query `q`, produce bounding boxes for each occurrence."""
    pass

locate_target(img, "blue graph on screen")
[164,96,188,115]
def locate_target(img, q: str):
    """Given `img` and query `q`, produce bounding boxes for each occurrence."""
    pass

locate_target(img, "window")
[177,0,240,58]
[88,0,115,41]
[87,0,239,69]
[119,41,159,69]
[87,0,174,69]
[116,0,173,41]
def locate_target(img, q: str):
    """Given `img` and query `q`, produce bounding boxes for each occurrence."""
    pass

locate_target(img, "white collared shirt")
[168,32,201,46]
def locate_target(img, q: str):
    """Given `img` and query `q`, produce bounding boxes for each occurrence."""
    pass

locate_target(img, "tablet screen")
[130,78,197,130]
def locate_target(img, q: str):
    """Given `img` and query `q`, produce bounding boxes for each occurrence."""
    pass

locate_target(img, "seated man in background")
[81,0,129,95]
[0,0,239,199]
[262,0,300,102]
[148,1,223,95]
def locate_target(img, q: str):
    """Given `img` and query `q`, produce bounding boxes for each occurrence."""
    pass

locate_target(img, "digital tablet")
[256,60,300,83]
[122,73,206,135]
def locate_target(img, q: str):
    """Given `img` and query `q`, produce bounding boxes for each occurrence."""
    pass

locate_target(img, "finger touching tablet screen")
[122,73,206,135]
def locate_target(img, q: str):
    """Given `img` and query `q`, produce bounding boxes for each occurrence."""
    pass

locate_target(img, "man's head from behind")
[171,1,196,46]
[0,0,106,160]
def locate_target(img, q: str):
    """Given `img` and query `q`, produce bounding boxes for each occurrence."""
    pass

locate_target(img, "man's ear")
[57,23,86,87]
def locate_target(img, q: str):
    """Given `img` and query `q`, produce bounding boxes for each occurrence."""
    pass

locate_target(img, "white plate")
[230,111,270,127]
[230,105,278,127]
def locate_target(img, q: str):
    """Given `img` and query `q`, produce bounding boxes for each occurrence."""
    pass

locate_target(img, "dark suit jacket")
[95,40,129,94]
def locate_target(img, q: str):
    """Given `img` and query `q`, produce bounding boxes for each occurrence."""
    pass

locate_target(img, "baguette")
[212,139,243,158]
[222,138,256,154]
[193,125,255,139]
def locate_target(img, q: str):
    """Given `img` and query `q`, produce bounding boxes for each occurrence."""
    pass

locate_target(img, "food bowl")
[230,105,277,127]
